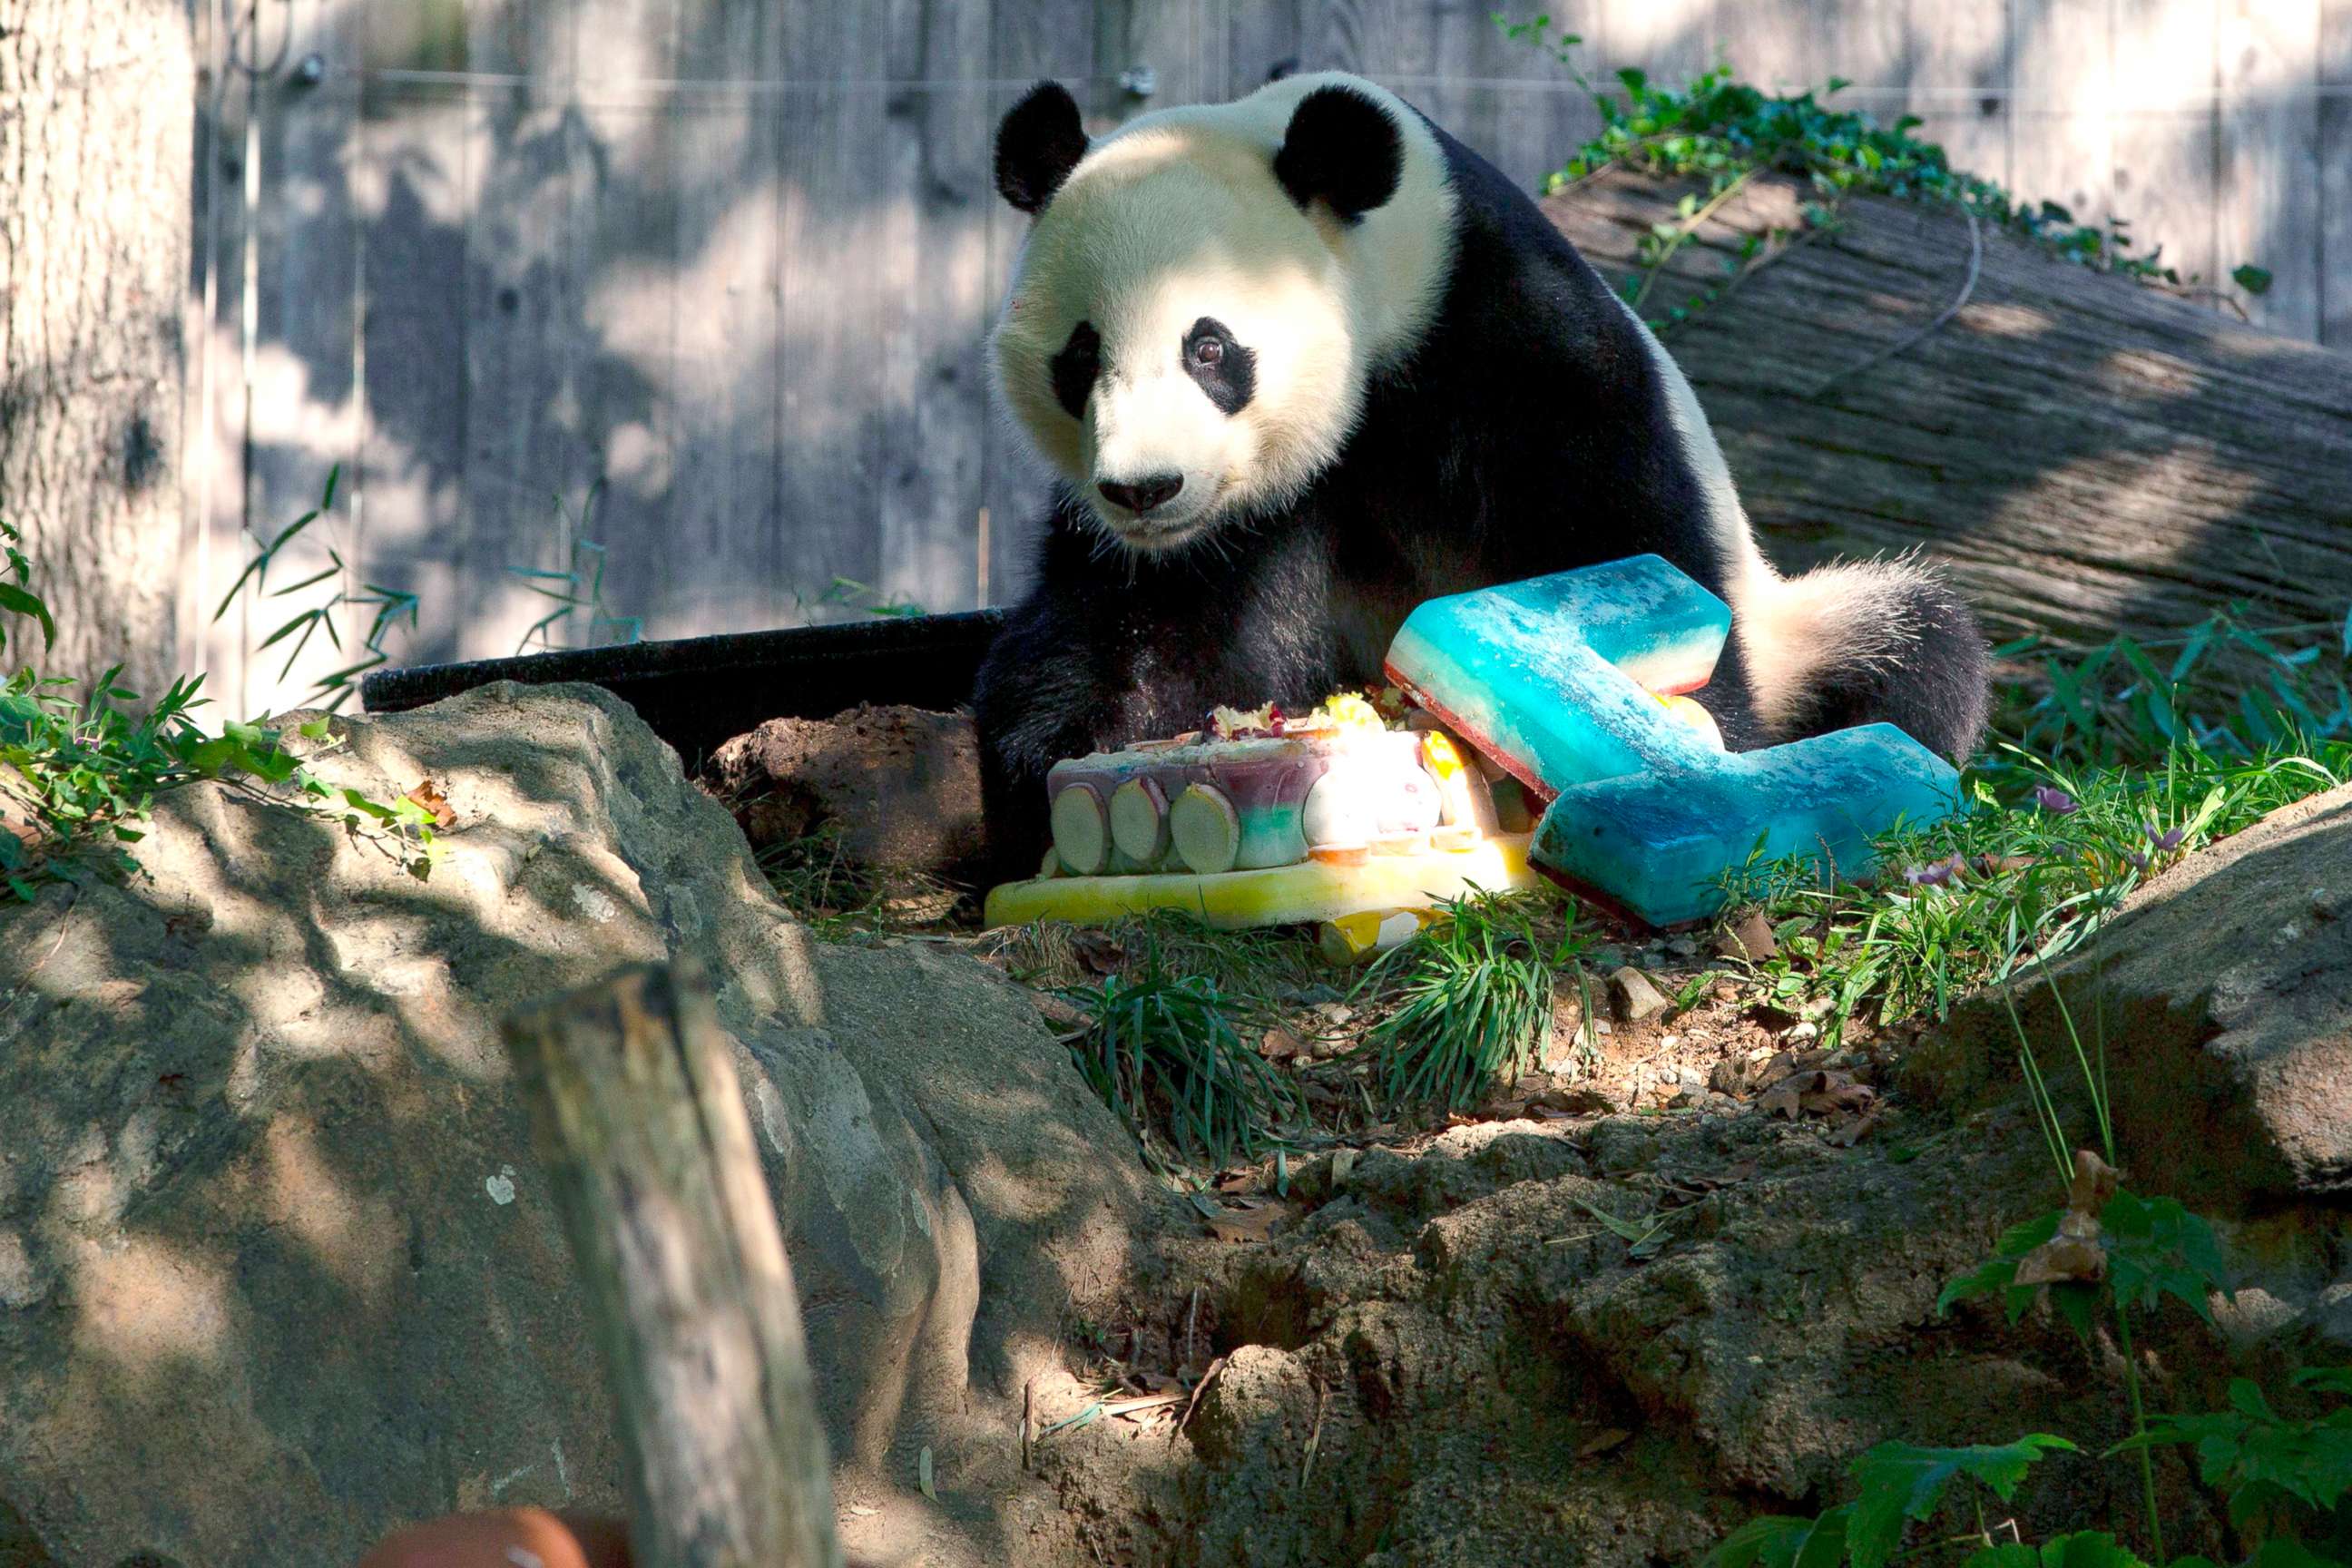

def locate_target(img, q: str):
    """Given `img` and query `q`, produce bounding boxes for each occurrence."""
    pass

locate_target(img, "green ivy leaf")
[2101,1190,2230,1322]
[1959,1533,2153,1568]
[1704,1507,1849,1568]
[1847,1436,2076,1568]
[2233,264,2274,296]
[2240,1541,2350,1568]
[0,581,58,651]
[1937,1210,2060,1318]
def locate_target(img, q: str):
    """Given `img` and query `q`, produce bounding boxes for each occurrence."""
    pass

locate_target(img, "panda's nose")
[1098,474,1184,515]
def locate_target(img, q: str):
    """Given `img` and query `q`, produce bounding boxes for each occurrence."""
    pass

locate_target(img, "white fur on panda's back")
[1606,290,1947,738]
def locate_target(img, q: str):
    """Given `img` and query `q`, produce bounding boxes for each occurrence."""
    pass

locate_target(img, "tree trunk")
[1543,172,2352,652]
[0,0,191,695]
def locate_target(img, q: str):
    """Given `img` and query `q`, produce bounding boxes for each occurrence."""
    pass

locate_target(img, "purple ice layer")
[1048,737,1328,869]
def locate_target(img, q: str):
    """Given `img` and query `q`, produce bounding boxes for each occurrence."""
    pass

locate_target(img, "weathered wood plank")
[2324,0,2352,348]
[208,0,2339,693]
[976,4,1104,609]
[555,1,683,642]
[875,0,997,614]
[1732,0,1818,92]
[995,0,1097,83]
[1817,1,1911,96]
[456,75,592,662]
[1905,0,2012,191]
[186,6,254,709]
[446,5,591,656]
[2010,0,2113,233]
[1307,0,1379,78]
[1547,172,2352,651]
[1599,0,1716,88]
[353,85,471,667]
[500,959,845,1568]
[1100,0,1211,112]
[2219,0,2324,339]
[1221,0,1302,92]
[2110,0,2220,299]
[668,3,788,640]
[779,6,898,620]
[1450,0,1579,192]
[231,0,368,718]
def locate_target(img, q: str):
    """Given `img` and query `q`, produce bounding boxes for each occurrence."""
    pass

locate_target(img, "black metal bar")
[359,610,1007,766]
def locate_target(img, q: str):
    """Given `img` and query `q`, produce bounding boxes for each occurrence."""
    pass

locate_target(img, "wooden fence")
[187,0,2352,722]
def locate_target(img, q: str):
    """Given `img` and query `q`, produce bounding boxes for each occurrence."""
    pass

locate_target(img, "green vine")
[1497,15,2269,335]
[0,520,443,902]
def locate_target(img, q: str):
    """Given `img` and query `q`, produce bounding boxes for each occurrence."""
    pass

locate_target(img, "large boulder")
[1906,783,2352,1208]
[0,682,1149,1568]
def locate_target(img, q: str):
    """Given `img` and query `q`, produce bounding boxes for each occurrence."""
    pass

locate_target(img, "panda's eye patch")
[1181,317,1255,416]
[1051,321,1101,419]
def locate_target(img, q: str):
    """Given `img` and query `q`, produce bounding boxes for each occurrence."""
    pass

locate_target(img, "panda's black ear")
[995,82,1088,215]
[1274,85,1403,222]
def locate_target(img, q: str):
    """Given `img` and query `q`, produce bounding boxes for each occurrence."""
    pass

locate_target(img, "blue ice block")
[1383,555,1962,927]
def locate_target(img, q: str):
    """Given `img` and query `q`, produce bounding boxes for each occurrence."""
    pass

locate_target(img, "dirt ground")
[823,899,2338,1567]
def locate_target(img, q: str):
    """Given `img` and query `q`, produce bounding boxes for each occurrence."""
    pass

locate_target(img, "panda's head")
[990,74,1455,554]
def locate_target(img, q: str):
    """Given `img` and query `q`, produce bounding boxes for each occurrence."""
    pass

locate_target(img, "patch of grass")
[1358,885,1592,1112]
[1730,741,2342,1048]
[1063,940,1300,1169]
[213,466,420,712]
[790,575,926,622]
[1989,608,2352,776]
[1,519,444,898]
[1723,610,2352,1050]
[753,824,958,938]
[508,481,643,654]
[984,907,1318,998]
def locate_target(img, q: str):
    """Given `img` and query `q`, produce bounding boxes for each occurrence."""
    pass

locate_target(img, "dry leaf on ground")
[2014,1148,2118,1286]
[1203,1199,1289,1244]
[402,779,456,828]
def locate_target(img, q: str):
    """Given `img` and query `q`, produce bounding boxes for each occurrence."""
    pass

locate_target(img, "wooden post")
[501,958,845,1568]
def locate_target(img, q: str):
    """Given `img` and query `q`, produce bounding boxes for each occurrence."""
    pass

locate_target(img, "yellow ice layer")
[984,834,1540,931]
[1317,908,1436,965]
[1656,691,1725,750]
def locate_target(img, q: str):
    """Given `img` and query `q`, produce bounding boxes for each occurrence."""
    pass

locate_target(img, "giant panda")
[971,72,1990,879]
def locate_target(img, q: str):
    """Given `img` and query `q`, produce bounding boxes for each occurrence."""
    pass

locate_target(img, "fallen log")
[1543,172,2352,650]
[501,959,846,1568]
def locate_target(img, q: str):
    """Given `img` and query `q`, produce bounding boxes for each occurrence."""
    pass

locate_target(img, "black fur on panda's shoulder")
[973,98,1985,880]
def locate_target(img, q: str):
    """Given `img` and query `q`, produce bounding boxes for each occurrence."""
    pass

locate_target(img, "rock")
[1714,910,1779,964]
[0,682,1148,1568]
[1608,966,1670,1024]
[1909,783,2352,1207]
[700,702,985,874]
[1079,1063,2325,1563]
[1784,1020,1820,1045]
[1188,1346,1318,1469]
